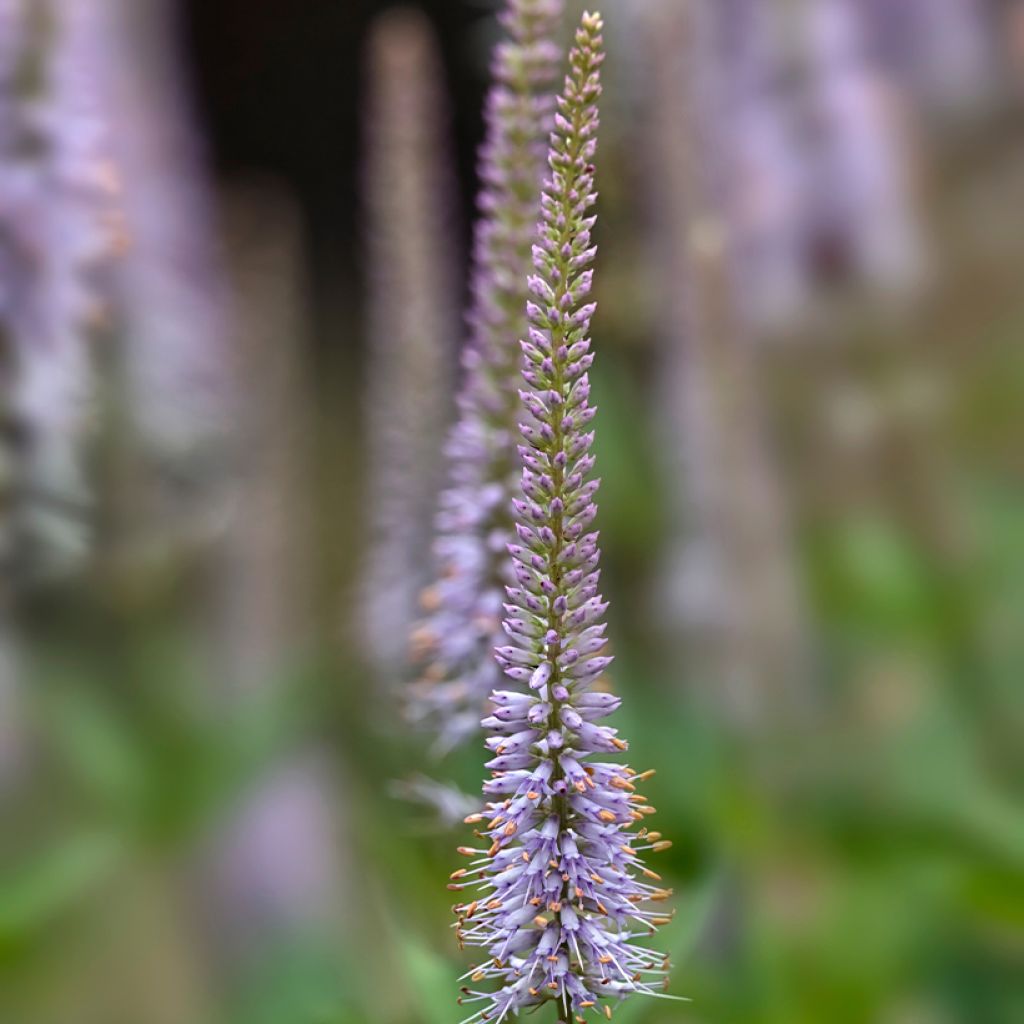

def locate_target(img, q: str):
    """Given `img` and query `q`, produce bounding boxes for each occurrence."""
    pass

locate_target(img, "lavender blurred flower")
[361,6,461,675]
[795,0,923,299]
[98,0,231,485]
[408,0,563,749]
[641,0,810,728]
[0,0,119,576]
[451,17,675,1022]
[859,0,996,118]
[696,0,922,329]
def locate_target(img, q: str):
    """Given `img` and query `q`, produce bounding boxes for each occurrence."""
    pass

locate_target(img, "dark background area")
[182,0,485,286]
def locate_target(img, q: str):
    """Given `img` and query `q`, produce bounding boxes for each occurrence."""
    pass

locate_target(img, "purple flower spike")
[0,0,119,574]
[408,0,563,750]
[452,15,676,1023]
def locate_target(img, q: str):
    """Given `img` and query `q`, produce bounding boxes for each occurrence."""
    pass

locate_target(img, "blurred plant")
[93,0,232,558]
[0,1,21,788]
[451,17,677,1022]
[698,0,922,329]
[407,0,563,752]
[0,614,21,792]
[642,0,809,728]
[212,189,316,694]
[859,0,998,119]
[200,189,350,968]
[0,0,119,581]
[793,0,923,303]
[0,0,120,794]
[360,6,461,677]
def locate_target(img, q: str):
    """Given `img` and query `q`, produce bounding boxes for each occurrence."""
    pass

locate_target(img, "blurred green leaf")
[0,831,122,954]
[224,936,357,1024]
[814,516,934,636]
[397,929,460,1024]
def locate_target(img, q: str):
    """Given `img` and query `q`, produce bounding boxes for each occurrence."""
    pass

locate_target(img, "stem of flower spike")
[539,41,593,992]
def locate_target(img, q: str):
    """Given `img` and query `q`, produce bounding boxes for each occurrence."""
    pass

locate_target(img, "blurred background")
[1,0,1023,1022]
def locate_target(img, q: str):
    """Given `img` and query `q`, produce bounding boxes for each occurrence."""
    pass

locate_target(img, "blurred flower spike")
[361,5,461,675]
[0,0,121,575]
[407,0,563,751]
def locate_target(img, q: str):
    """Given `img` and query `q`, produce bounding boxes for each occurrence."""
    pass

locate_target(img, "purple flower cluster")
[408,0,563,750]
[451,15,674,1022]
[698,0,922,327]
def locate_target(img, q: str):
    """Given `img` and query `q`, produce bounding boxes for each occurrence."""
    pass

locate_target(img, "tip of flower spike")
[581,11,604,32]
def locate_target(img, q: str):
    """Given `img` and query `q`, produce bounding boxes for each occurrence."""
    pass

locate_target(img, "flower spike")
[453,14,676,1023]
[0,0,119,575]
[408,0,564,750]
[361,6,460,675]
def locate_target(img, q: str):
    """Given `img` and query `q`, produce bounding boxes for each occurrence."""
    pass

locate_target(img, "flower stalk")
[451,15,674,1022]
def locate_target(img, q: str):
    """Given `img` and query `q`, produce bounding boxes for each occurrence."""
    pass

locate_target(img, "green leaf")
[396,929,461,1024]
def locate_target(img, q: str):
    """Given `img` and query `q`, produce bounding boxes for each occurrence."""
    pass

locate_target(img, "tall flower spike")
[452,15,676,1023]
[0,0,119,578]
[361,7,460,675]
[408,0,563,750]
[98,0,231,483]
